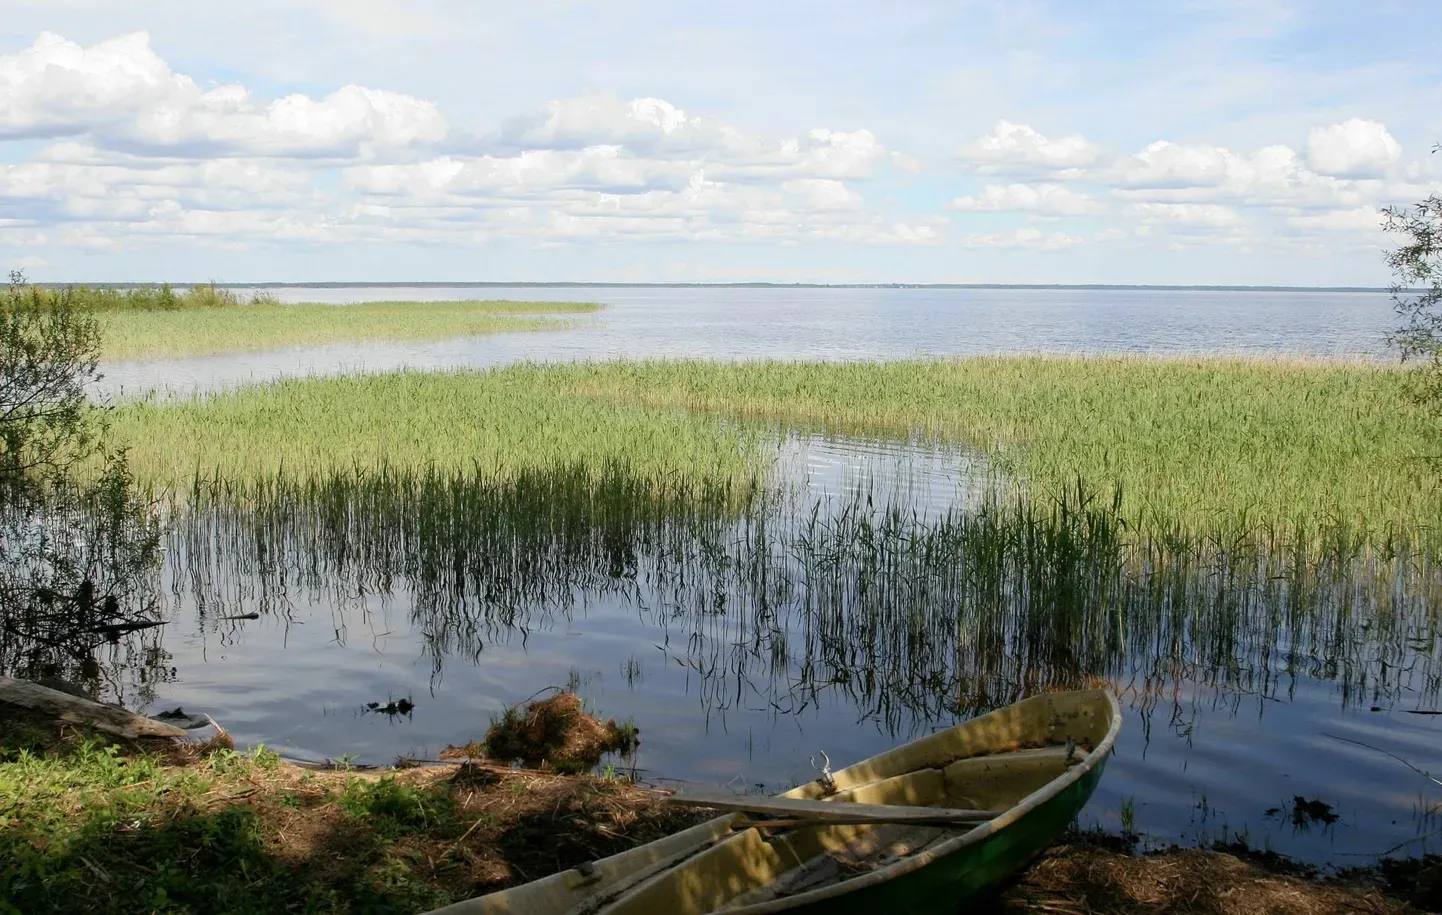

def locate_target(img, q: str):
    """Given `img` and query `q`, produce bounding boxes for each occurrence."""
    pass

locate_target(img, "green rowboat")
[426,688,1122,914]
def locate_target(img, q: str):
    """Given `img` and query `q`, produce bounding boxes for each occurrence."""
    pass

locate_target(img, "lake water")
[81,286,1442,867]
[98,285,1394,397]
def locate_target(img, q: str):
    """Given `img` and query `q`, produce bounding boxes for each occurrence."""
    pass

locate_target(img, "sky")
[1,1,1440,285]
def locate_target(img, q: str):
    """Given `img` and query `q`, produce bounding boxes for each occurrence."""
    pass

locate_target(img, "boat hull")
[760,753,1106,913]
[425,688,1121,915]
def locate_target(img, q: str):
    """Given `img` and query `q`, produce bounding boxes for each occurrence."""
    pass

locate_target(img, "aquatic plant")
[161,463,1442,738]
[111,358,1440,549]
[97,298,601,360]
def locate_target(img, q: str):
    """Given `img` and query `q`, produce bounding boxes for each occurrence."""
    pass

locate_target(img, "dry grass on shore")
[995,840,1434,914]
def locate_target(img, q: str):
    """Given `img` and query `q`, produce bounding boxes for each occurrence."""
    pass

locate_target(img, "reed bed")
[544,357,1439,547]
[165,472,1441,735]
[15,282,262,312]
[97,298,600,361]
[111,368,764,493]
[112,358,1438,549]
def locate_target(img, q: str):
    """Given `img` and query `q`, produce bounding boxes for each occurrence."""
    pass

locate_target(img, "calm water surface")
[88,287,1440,867]
[99,286,1393,396]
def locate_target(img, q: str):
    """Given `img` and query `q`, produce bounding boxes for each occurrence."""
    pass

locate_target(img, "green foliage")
[338,776,457,839]
[3,281,260,313]
[1385,147,1442,418]
[0,271,163,689]
[0,272,102,481]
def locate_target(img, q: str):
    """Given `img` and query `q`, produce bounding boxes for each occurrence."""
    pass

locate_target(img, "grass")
[109,366,762,491]
[110,357,1438,546]
[0,721,705,915]
[97,299,601,361]
[545,357,1439,543]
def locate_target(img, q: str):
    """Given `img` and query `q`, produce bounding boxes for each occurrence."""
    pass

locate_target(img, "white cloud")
[1112,140,1240,189]
[495,95,886,180]
[947,183,1100,216]
[959,121,1104,174]
[960,227,1086,250]
[1305,118,1401,178]
[1122,202,1243,228]
[1106,138,1370,210]
[0,32,924,253]
[498,95,727,152]
[0,31,446,156]
[781,178,863,211]
[1284,206,1384,233]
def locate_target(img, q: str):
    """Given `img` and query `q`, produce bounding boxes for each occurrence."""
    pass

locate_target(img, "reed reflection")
[161,448,1442,738]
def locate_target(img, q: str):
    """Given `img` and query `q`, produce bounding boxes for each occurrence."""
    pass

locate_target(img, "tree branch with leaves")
[1384,144,1442,412]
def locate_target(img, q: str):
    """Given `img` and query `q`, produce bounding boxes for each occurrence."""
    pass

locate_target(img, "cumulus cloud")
[497,95,726,153]
[960,227,1086,250]
[1284,206,1385,233]
[959,121,1104,174]
[943,114,1410,255]
[1305,118,1401,178]
[1122,202,1243,228]
[0,31,932,252]
[1112,141,1240,189]
[494,94,886,181]
[0,31,445,156]
[1106,136,1371,210]
[947,183,1100,216]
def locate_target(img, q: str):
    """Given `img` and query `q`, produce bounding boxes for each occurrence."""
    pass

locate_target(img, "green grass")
[97,298,601,361]
[0,733,457,914]
[0,724,705,914]
[111,366,761,489]
[110,357,1438,545]
[546,357,1439,543]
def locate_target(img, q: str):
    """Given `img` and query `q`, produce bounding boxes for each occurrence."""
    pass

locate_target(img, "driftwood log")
[0,676,186,740]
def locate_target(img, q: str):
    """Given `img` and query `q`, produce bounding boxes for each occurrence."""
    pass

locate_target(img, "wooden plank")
[0,676,186,740]
[662,790,1001,826]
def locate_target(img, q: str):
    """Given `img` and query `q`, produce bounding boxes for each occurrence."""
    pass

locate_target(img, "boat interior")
[598,690,1115,915]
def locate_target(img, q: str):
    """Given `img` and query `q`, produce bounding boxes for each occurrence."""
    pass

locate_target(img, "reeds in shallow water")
[112,358,1442,551]
[159,457,1442,736]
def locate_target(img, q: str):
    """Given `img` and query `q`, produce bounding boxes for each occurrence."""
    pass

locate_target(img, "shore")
[2,711,1435,915]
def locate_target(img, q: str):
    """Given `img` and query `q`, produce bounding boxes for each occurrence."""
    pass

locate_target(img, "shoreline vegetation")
[109,357,1437,548]
[9,283,1441,910]
[7,282,602,360]
[1,710,1434,914]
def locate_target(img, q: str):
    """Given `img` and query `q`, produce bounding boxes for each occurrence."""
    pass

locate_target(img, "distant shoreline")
[33,281,1399,293]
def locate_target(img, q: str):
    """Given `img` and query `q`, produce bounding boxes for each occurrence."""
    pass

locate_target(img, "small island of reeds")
[13,283,602,360]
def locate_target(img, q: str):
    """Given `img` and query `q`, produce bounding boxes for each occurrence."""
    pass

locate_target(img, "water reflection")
[167,465,1440,723]
[135,436,1442,863]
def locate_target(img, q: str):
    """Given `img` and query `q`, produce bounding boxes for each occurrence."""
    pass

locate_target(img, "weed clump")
[481,692,638,774]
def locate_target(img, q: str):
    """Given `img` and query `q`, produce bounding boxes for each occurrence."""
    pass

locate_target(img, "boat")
[426,687,1122,915]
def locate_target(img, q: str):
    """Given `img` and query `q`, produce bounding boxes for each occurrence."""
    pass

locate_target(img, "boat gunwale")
[721,688,1125,914]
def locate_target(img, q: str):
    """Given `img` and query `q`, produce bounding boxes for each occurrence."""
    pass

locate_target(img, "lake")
[89,286,1441,866]
[98,285,1394,396]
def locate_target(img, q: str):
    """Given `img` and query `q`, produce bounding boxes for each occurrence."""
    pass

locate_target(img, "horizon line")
[30,281,1398,293]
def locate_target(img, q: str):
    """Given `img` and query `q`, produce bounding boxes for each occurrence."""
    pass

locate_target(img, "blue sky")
[1,0,1439,284]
